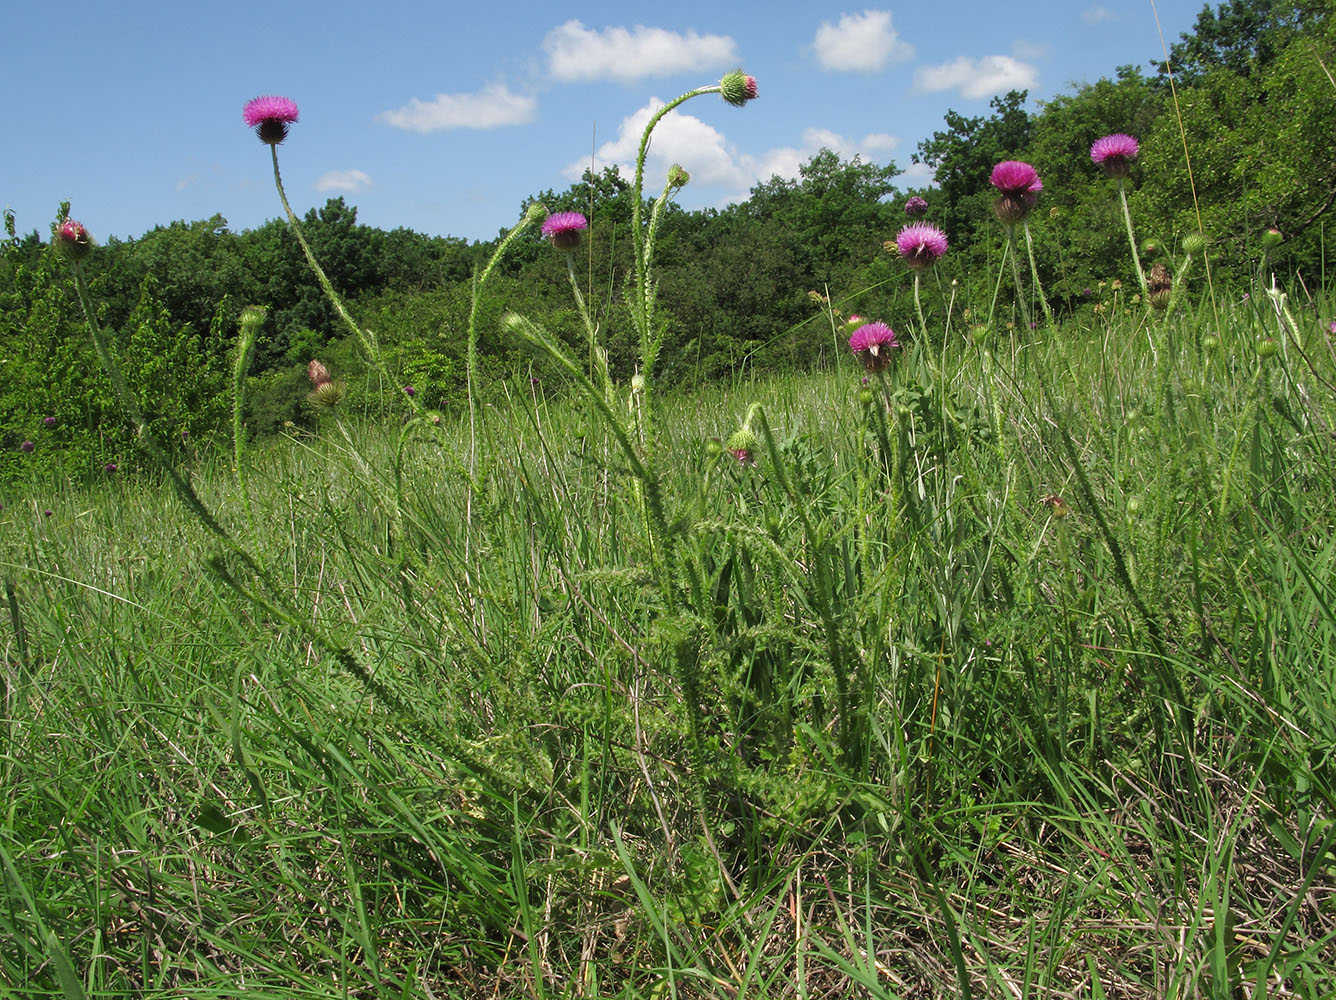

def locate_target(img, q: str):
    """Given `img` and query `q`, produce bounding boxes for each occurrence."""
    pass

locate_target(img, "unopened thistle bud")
[54,218,94,262]
[1260,228,1283,250]
[719,70,758,107]
[725,426,758,466]
[666,164,690,189]
[1181,233,1206,255]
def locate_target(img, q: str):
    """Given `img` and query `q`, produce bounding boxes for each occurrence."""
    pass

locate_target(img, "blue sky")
[6,0,1204,244]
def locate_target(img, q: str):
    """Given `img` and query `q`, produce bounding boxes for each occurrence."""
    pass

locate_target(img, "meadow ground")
[3,287,1335,998]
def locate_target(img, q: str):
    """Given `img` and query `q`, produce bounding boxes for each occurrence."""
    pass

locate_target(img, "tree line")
[2,0,1331,481]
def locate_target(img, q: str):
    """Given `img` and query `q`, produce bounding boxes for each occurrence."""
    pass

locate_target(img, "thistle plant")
[987,160,1053,329]
[890,221,948,341]
[1091,133,1150,306]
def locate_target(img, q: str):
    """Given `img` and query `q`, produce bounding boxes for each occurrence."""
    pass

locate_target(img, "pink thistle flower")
[904,196,929,218]
[403,384,416,397]
[19,441,34,453]
[1090,133,1138,179]
[43,416,57,428]
[720,70,758,107]
[990,160,1042,224]
[104,462,118,473]
[54,218,94,262]
[848,321,899,373]
[243,95,300,145]
[541,211,587,250]
[895,222,948,270]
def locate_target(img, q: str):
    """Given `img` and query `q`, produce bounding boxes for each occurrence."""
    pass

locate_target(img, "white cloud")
[1082,5,1116,24]
[563,101,898,202]
[375,83,536,133]
[913,55,1038,99]
[175,173,200,192]
[314,169,373,194]
[543,20,738,83]
[812,10,914,72]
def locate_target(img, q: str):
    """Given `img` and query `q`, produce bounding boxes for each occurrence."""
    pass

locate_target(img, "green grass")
[2,292,1335,998]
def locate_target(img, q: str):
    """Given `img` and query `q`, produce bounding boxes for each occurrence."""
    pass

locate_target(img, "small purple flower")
[1090,133,1138,178]
[104,462,118,474]
[43,416,57,428]
[44,509,53,517]
[403,384,416,397]
[848,321,899,373]
[243,95,300,145]
[1327,320,1336,334]
[990,160,1042,224]
[1082,287,1092,297]
[904,196,928,218]
[895,222,948,270]
[541,211,588,251]
[19,441,34,453]
[530,376,541,385]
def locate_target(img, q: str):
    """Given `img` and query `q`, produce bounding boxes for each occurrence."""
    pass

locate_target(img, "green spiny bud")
[1181,233,1206,255]
[719,70,758,107]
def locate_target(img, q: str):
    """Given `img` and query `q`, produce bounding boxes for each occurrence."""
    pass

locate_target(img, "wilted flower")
[848,321,899,373]
[243,95,300,145]
[990,160,1043,224]
[1147,263,1172,310]
[894,222,948,270]
[54,218,94,262]
[720,70,758,107]
[307,359,343,407]
[541,212,587,250]
[1090,134,1138,178]
[904,196,928,218]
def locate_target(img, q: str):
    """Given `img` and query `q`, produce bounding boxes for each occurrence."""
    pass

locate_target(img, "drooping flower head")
[541,211,588,251]
[848,321,899,373]
[54,218,94,262]
[894,222,949,271]
[307,358,343,407]
[720,70,758,107]
[904,196,929,218]
[989,160,1043,224]
[243,96,300,145]
[725,426,758,466]
[1090,133,1138,179]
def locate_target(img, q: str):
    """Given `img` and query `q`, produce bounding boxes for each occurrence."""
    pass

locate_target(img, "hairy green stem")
[1023,221,1055,327]
[1118,179,1150,303]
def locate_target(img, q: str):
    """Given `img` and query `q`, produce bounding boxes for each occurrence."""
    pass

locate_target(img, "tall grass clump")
[0,78,1334,1000]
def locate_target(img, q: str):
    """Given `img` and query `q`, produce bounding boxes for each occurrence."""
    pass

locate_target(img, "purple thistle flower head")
[904,196,929,218]
[19,441,34,453]
[895,222,948,270]
[43,416,57,428]
[243,96,300,145]
[848,321,899,373]
[1328,319,1336,335]
[104,462,118,474]
[55,218,94,262]
[403,384,416,397]
[1090,133,1138,179]
[990,160,1042,224]
[541,211,588,250]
